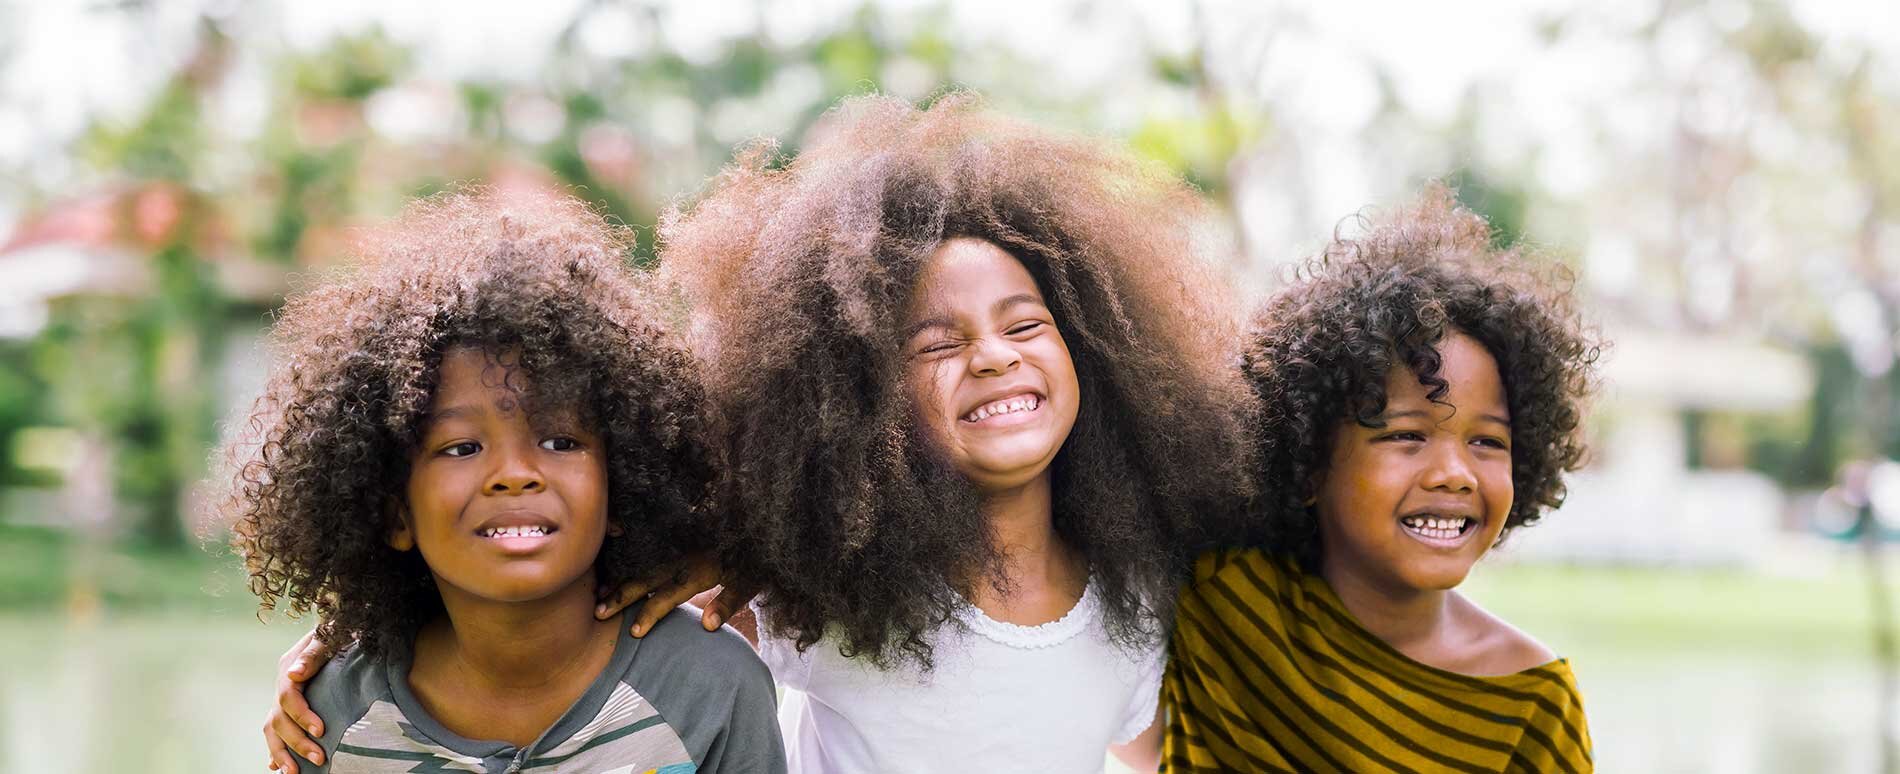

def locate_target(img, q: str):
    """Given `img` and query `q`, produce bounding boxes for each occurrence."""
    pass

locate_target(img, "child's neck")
[408,573,620,746]
[972,471,1088,625]
[1319,556,1457,655]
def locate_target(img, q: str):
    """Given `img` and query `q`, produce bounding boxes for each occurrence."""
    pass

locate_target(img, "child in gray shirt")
[222,191,783,773]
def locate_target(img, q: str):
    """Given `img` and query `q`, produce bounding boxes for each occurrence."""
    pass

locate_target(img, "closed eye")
[918,340,961,356]
[1005,321,1044,336]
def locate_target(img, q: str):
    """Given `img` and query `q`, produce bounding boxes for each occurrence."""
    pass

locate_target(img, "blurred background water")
[1,0,1896,771]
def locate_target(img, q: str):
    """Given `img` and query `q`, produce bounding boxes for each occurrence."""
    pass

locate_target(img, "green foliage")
[1129,102,1269,196]
[0,524,248,610]
[82,81,206,182]
[0,343,51,488]
[289,27,409,100]
[1444,168,1529,249]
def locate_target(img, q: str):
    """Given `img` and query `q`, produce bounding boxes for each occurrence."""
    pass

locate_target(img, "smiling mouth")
[961,394,1041,423]
[1399,515,1475,543]
[478,525,556,539]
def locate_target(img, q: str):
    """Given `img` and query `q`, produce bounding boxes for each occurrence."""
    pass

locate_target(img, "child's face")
[902,238,1081,494]
[390,347,610,606]
[1314,332,1514,593]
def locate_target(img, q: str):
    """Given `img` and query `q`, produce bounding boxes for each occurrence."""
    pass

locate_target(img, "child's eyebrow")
[904,316,952,340]
[903,293,1049,340]
[992,293,1046,316]
[1379,408,1513,426]
[424,405,480,425]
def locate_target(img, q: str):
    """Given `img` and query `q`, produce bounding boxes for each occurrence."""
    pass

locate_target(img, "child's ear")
[385,500,416,552]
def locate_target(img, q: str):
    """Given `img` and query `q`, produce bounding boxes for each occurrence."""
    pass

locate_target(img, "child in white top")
[761,578,1161,772]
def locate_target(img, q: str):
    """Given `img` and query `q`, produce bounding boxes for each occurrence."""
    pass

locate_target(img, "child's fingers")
[703,582,760,630]
[597,575,661,620]
[276,669,324,739]
[267,707,323,768]
[265,708,324,767]
[288,635,333,682]
[265,728,293,772]
[630,581,701,637]
[275,629,317,674]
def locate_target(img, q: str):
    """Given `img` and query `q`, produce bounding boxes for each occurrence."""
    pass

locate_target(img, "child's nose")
[968,337,1022,376]
[1422,445,1478,492]
[485,448,545,494]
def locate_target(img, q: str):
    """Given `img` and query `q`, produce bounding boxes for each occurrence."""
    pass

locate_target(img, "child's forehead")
[1378,338,1511,418]
[425,347,589,424]
[905,246,1048,324]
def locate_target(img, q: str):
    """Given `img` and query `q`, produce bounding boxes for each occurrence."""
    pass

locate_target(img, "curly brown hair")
[660,94,1257,668]
[222,189,720,658]
[1240,185,1602,569]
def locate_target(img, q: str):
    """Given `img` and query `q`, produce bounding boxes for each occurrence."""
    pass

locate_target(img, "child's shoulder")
[298,641,393,768]
[1190,545,1298,587]
[305,641,389,710]
[627,605,773,688]
[1452,593,1560,676]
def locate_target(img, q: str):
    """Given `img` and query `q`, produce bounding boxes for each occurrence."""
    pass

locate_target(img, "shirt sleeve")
[631,607,788,774]
[696,645,789,774]
[1111,638,1166,744]
[293,648,379,774]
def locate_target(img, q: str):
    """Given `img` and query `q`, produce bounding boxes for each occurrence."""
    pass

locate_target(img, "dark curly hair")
[1241,184,1601,569]
[221,189,720,658]
[660,94,1257,669]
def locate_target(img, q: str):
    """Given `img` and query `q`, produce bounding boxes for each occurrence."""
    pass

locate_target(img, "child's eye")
[1473,436,1510,450]
[918,341,960,356]
[442,441,481,457]
[540,437,582,452]
[1006,321,1043,336]
[1379,431,1426,443]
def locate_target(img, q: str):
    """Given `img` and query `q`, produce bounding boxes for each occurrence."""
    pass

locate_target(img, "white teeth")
[1399,515,1471,540]
[963,395,1041,422]
[481,525,550,538]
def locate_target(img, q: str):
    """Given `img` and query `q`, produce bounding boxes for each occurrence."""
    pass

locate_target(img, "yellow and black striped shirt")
[1163,548,1592,773]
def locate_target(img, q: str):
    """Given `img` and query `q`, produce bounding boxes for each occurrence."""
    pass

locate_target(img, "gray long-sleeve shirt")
[298,607,785,773]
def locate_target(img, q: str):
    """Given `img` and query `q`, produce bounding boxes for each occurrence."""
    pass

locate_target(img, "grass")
[0,525,1888,772]
[0,524,257,613]
[1464,558,1888,663]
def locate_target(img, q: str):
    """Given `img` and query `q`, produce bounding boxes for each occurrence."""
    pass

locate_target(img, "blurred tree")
[49,22,232,548]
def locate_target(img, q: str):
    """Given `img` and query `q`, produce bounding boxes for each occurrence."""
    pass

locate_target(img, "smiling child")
[642,94,1257,773]
[226,191,783,773]
[1162,187,1600,772]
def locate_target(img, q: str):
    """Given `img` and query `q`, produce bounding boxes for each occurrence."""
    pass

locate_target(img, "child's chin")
[460,567,593,603]
[1396,561,1477,592]
[957,442,1058,477]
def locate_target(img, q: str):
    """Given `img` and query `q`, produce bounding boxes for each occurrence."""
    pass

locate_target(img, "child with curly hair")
[630,94,1257,774]
[1162,186,1598,772]
[227,191,784,773]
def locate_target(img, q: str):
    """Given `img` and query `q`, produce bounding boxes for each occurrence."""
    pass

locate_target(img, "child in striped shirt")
[1164,186,1600,772]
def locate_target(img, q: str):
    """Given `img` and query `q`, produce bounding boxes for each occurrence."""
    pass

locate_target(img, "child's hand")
[264,629,333,771]
[596,552,756,636]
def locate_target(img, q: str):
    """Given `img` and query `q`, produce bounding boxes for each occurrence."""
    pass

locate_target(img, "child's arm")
[1106,704,1162,772]
[594,552,758,638]
[266,629,335,772]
